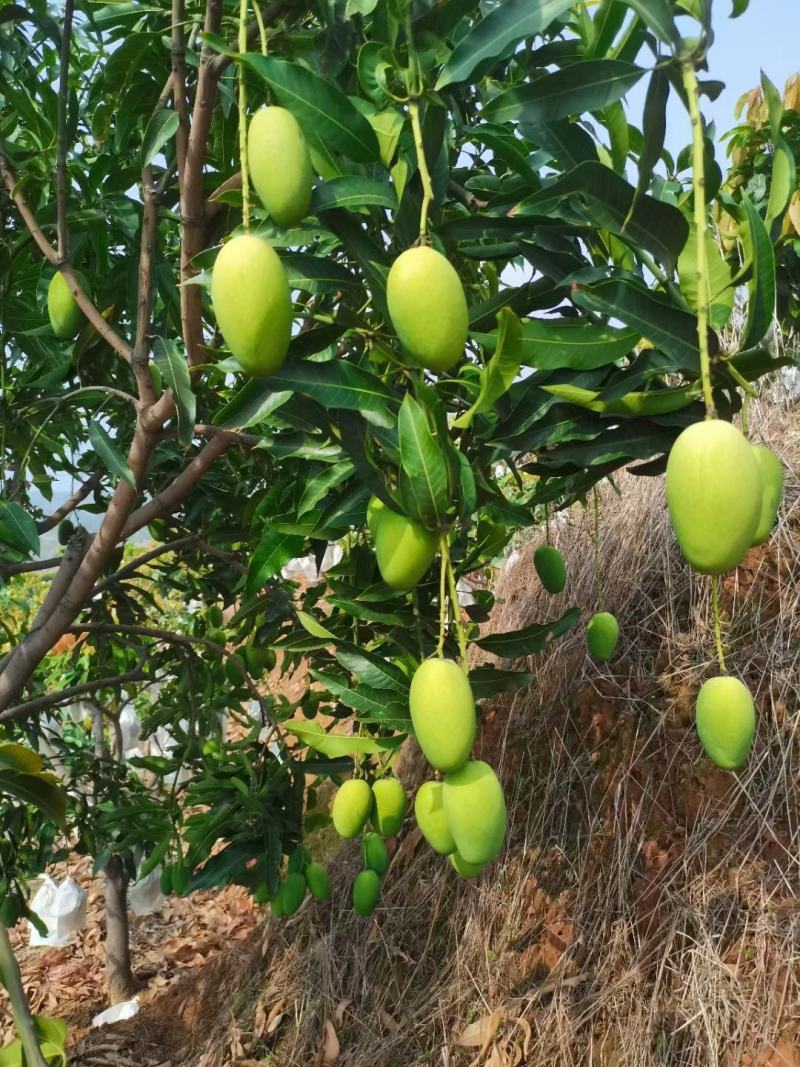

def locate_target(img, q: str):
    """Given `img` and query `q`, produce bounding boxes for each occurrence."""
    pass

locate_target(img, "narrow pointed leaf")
[88,423,136,488]
[454,309,523,428]
[154,337,196,446]
[397,394,450,530]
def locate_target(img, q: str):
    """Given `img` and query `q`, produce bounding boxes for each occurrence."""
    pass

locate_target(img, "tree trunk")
[0,923,49,1067]
[104,855,137,1005]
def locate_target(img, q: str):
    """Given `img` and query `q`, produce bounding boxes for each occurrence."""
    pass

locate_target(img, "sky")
[628,0,800,155]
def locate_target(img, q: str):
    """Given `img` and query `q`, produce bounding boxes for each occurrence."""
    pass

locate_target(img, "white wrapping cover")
[28,875,87,947]
[92,996,140,1028]
[119,706,142,750]
[128,865,164,916]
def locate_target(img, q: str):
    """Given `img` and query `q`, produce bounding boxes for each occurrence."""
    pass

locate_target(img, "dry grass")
[76,395,800,1067]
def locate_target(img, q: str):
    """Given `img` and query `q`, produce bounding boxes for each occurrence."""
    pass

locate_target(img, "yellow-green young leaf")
[285,720,404,757]
[454,309,522,428]
[541,382,699,416]
[0,742,45,775]
[0,769,67,826]
[678,223,734,330]
[296,610,337,641]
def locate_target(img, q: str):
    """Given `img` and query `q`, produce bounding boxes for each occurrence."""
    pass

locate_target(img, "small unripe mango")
[696,675,755,769]
[248,106,313,228]
[332,778,373,838]
[211,234,292,377]
[371,778,407,837]
[751,445,783,546]
[534,545,566,594]
[362,832,389,875]
[47,270,87,338]
[414,780,456,855]
[282,872,307,916]
[409,658,475,773]
[352,869,381,916]
[271,884,286,918]
[305,862,331,901]
[449,851,485,879]
[387,246,468,372]
[374,508,437,592]
[666,420,762,574]
[587,612,619,662]
[443,760,506,866]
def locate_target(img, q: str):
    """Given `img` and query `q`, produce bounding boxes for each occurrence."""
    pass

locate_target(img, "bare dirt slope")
[11,399,800,1067]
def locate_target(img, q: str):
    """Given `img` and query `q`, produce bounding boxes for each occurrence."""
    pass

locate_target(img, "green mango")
[449,851,485,879]
[159,865,173,896]
[534,545,566,594]
[282,872,307,916]
[587,612,619,662]
[387,246,468,372]
[370,778,407,837]
[305,862,331,901]
[252,882,271,904]
[751,444,783,546]
[271,883,286,918]
[47,269,88,338]
[409,658,475,773]
[443,760,506,866]
[361,832,389,875]
[366,495,386,539]
[171,863,190,897]
[0,894,20,927]
[352,869,381,917]
[374,507,437,592]
[224,653,246,685]
[414,780,456,855]
[211,234,292,377]
[248,106,313,228]
[332,778,373,838]
[666,419,762,574]
[695,675,755,769]
[57,519,75,546]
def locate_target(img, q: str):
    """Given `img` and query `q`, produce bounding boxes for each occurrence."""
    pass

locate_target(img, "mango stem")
[436,538,447,658]
[443,539,469,673]
[238,0,251,233]
[253,0,268,56]
[681,60,715,419]
[593,485,602,610]
[409,99,433,241]
[711,576,727,674]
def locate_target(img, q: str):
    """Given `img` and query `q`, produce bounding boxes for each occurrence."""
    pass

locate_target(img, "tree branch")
[95,533,246,594]
[36,470,102,533]
[132,164,160,405]
[0,669,151,723]
[0,150,133,363]
[209,0,297,77]
[171,0,190,180]
[0,557,61,578]
[56,0,75,259]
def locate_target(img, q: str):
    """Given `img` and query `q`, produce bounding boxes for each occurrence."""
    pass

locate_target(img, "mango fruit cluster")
[268,858,331,919]
[665,418,783,770]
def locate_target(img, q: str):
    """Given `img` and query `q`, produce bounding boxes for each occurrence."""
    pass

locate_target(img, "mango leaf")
[239,54,380,163]
[475,607,580,657]
[334,644,409,692]
[398,394,450,530]
[269,359,397,429]
[765,141,795,229]
[0,743,45,774]
[296,610,337,640]
[88,423,135,488]
[678,224,734,331]
[435,0,574,89]
[142,108,179,167]
[469,666,533,699]
[247,531,305,594]
[0,769,66,826]
[635,65,670,205]
[285,720,405,756]
[0,501,40,557]
[214,385,292,431]
[154,336,196,446]
[475,317,639,372]
[541,382,699,417]
[483,61,645,126]
[282,254,359,293]
[312,177,397,213]
[514,161,688,272]
[454,309,522,428]
[310,672,410,724]
[619,0,680,46]
[739,194,777,349]
[571,277,700,372]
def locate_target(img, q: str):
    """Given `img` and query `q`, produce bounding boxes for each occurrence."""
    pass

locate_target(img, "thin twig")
[56,0,75,259]
[0,669,151,723]
[36,470,102,533]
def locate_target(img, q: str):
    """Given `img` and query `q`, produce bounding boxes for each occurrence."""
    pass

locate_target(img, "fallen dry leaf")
[334,997,352,1026]
[457,1009,505,1049]
[378,1008,399,1032]
[314,1018,340,1067]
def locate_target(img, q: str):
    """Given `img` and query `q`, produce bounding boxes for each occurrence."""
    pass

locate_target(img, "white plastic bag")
[92,997,140,1028]
[128,865,164,916]
[28,875,87,947]
[119,706,142,751]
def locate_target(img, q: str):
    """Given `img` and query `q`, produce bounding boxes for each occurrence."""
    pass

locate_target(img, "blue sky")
[628,1,800,156]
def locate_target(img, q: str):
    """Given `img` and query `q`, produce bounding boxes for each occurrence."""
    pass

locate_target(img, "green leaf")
[214,385,293,430]
[0,501,40,557]
[397,394,450,530]
[88,423,135,488]
[141,109,179,167]
[435,0,575,89]
[0,743,44,774]
[678,224,734,331]
[154,337,196,446]
[514,161,688,272]
[333,644,409,692]
[475,607,580,658]
[284,720,404,757]
[454,308,523,428]
[312,177,397,214]
[469,666,534,700]
[540,381,699,417]
[282,254,359,293]
[765,140,795,228]
[269,359,397,429]
[345,0,379,15]
[310,671,409,724]
[296,610,337,640]
[619,0,680,46]
[0,770,66,826]
[297,462,355,517]
[475,318,639,373]
[739,195,777,349]
[572,277,700,372]
[247,531,305,594]
[239,54,380,163]
[483,61,645,126]
[635,65,670,205]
